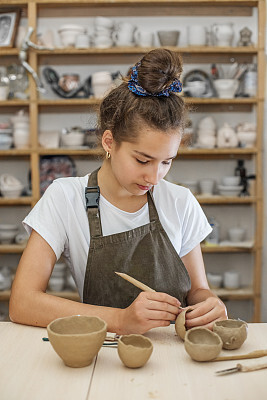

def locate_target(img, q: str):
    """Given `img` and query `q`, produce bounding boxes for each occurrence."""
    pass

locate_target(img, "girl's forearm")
[9,290,123,333]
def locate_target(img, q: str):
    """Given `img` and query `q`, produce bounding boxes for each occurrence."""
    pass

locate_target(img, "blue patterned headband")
[128,62,182,97]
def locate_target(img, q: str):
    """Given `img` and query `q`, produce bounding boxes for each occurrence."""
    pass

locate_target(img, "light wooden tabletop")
[0,322,266,400]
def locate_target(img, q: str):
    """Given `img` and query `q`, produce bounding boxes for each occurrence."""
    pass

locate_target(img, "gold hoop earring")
[106,151,111,160]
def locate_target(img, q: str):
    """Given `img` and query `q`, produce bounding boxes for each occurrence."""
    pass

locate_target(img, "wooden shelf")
[36,46,258,56]
[37,97,257,106]
[0,100,30,106]
[201,244,254,253]
[0,244,26,253]
[214,287,254,300]
[0,197,33,206]
[0,149,31,157]
[196,195,256,204]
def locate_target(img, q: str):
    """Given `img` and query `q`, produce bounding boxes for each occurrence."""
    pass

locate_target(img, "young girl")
[9,49,227,334]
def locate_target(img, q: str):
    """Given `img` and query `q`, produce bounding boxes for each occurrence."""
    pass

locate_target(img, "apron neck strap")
[85,168,160,238]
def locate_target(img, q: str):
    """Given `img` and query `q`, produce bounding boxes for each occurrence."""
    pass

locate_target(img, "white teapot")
[217,123,238,148]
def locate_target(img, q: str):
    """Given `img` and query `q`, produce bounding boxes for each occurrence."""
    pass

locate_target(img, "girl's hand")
[184,296,227,331]
[118,291,181,335]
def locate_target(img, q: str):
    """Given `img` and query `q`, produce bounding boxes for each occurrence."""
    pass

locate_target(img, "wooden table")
[0,322,266,400]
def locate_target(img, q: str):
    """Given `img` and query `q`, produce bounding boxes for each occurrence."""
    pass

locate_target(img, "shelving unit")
[0,0,265,322]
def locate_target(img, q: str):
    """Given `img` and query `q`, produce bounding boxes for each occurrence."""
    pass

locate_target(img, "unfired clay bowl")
[175,309,192,340]
[213,319,248,350]
[118,334,153,368]
[47,315,107,368]
[184,327,223,361]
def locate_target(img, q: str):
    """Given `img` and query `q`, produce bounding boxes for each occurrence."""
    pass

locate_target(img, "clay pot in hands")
[213,319,248,350]
[175,308,192,340]
[118,334,153,368]
[184,327,223,361]
[47,315,107,367]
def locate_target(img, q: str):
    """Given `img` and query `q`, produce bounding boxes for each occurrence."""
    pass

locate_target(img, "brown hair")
[97,48,187,145]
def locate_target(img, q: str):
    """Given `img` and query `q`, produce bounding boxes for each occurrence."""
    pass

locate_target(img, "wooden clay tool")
[115,272,156,292]
[214,349,267,362]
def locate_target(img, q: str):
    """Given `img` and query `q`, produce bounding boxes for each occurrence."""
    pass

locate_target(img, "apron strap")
[147,189,160,223]
[85,169,160,237]
[86,168,102,238]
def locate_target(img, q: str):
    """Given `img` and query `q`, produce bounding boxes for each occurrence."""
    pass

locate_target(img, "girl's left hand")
[184,296,227,330]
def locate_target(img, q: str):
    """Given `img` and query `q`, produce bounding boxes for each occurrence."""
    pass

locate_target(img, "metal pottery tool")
[115,272,156,292]
[216,356,267,375]
[214,349,267,361]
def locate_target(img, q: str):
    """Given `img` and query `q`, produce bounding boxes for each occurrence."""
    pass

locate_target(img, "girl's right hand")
[118,291,181,335]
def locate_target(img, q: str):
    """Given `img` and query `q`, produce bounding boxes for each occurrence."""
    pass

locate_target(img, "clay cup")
[118,334,153,368]
[184,327,223,361]
[47,315,107,367]
[213,319,248,350]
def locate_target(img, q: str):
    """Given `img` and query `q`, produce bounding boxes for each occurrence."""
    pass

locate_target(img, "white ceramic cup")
[75,34,90,48]
[199,179,215,195]
[134,30,154,47]
[187,25,206,46]
[91,71,113,98]
[214,79,239,99]
[113,22,136,46]
[228,227,245,242]
[223,271,240,289]
[0,86,9,100]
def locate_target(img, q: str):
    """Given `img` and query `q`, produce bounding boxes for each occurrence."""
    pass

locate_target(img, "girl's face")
[106,126,181,196]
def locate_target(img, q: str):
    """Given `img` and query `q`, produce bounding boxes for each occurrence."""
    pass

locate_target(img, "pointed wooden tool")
[214,349,267,362]
[115,272,156,292]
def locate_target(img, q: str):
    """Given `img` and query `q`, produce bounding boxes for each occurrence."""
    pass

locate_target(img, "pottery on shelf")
[117,334,153,368]
[184,327,223,361]
[213,319,248,350]
[47,315,107,368]
[217,123,238,148]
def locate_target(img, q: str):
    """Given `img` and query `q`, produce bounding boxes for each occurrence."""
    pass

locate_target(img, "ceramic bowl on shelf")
[58,24,86,47]
[237,131,256,148]
[0,187,23,198]
[217,185,242,197]
[221,176,240,186]
[61,132,85,147]
[157,30,180,46]
[214,79,239,98]
[228,227,245,242]
[0,224,19,244]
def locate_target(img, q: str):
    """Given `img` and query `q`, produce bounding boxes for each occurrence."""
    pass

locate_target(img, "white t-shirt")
[23,175,212,300]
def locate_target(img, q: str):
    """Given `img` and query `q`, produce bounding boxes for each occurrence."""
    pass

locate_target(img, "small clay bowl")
[184,327,223,361]
[117,334,153,368]
[175,309,192,340]
[47,315,107,368]
[213,319,248,350]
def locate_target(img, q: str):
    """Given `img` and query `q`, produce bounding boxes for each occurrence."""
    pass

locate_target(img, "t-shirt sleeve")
[179,190,212,258]
[22,181,68,259]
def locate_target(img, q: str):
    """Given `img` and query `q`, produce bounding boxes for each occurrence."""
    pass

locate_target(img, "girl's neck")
[97,162,147,213]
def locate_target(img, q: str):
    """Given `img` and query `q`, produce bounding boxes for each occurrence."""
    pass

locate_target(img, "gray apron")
[83,168,191,308]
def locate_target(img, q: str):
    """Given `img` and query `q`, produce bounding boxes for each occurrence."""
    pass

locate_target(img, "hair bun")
[134,49,183,95]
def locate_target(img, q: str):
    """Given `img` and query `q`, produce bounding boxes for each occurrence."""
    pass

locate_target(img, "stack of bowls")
[58,24,87,47]
[218,176,242,197]
[0,224,19,244]
[196,116,216,149]
[0,174,24,198]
